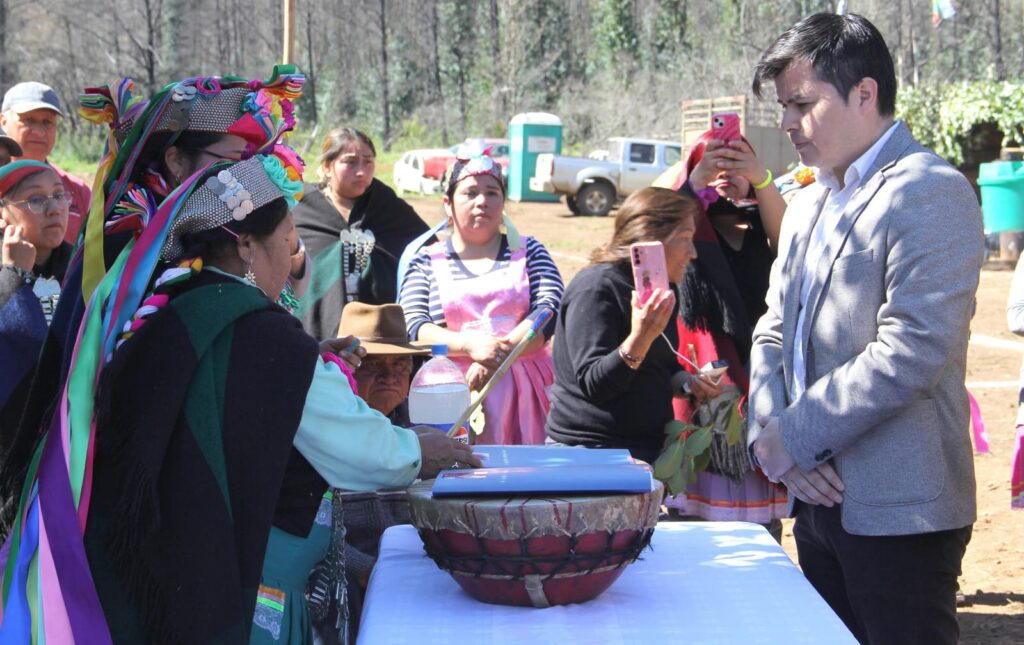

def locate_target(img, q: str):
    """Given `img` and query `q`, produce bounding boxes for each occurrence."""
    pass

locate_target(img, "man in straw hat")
[338,301,429,423]
[311,301,433,641]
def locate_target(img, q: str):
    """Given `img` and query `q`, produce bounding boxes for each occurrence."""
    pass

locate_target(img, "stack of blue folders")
[431,445,653,497]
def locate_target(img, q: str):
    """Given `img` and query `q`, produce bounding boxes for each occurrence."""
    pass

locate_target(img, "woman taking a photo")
[399,150,563,445]
[545,187,721,464]
[294,127,430,340]
[661,132,788,538]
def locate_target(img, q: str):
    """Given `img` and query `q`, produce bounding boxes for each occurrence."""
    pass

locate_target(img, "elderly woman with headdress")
[0,68,312,537]
[398,148,563,444]
[659,131,789,537]
[293,127,431,340]
[0,149,478,643]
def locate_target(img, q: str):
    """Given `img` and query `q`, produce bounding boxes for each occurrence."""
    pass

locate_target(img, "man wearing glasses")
[1,82,91,244]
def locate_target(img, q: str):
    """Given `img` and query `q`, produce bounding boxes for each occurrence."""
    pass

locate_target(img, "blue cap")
[431,344,448,356]
[2,81,64,117]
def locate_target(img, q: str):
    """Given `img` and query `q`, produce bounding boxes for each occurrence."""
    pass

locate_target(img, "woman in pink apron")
[398,147,564,444]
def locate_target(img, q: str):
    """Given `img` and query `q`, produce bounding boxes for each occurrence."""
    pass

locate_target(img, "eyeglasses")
[6,192,71,214]
[359,357,413,376]
[199,148,242,161]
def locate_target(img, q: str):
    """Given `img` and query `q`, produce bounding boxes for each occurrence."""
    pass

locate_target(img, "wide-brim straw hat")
[338,302,430,355]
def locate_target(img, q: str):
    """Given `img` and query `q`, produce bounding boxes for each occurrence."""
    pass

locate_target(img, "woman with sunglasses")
[0,160,72,453]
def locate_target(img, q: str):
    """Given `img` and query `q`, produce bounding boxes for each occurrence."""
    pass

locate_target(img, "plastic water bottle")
[409,345,471,443]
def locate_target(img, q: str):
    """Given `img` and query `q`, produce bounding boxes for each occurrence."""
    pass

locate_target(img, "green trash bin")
[978,161,1024,232]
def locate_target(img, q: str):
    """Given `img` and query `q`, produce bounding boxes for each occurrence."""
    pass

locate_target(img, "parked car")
[530,137,683,216]
[393,148,455,195]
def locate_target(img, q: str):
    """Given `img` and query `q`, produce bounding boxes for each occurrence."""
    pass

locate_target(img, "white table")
[358,522,856,644]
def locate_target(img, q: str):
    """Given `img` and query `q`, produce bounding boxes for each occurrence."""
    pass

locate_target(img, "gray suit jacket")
[747,122,983,536]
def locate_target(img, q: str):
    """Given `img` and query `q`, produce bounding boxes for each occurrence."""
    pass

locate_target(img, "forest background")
[1,0,1022,170]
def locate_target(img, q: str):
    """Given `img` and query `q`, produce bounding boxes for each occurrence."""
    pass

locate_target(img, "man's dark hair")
[752,13,896,117]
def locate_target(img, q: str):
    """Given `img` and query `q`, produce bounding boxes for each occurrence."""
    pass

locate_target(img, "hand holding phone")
[630,242,669,307]
[710,112,741,143]
[700,359,730,382]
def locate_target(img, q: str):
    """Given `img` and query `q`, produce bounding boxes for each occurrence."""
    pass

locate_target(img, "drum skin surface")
[407,479,663,607]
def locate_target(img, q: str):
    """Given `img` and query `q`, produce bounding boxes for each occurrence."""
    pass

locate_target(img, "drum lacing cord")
[419,527,655,582]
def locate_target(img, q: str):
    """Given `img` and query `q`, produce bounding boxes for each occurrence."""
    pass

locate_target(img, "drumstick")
[446,307,555,438]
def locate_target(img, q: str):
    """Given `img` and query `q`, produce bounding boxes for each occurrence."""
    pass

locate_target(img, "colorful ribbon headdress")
[0,68,304,642]
[76,66,305,302]
[161,152,304,262]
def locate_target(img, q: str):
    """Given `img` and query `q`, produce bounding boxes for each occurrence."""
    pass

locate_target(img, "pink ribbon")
[967,390,990,454]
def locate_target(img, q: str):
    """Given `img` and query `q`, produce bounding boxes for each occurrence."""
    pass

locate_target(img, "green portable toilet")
[978,160,1024,232]
[508,112,562,202]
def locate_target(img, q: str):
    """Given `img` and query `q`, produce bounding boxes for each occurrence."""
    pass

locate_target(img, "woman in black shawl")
[294,128,431,340]
[80,153,478,643]
[663,131,788,539]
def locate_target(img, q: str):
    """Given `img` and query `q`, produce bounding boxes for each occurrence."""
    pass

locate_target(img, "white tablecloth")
[357,521,856,644]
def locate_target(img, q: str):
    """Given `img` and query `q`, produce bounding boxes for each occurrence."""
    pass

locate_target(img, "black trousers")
[793,502,971,645]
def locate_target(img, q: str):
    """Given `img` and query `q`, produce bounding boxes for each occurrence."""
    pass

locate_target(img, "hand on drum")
[417,431,482,479]
[319,335,367,370]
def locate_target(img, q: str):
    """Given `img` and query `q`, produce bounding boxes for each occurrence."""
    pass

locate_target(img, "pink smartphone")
[711,112,741,143]
[630,242,669,307]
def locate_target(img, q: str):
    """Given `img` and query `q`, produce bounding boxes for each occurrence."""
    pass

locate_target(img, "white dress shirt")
[791,121,900,399]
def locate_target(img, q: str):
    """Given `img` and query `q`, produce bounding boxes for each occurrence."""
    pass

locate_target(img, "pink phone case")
[711,112,741,143]
[630,242,669,307]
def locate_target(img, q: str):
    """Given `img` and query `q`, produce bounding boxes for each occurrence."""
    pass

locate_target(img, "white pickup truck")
[530,137,682,216]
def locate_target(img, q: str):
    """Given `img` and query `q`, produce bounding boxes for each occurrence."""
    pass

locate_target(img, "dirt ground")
[406,195,1024,643]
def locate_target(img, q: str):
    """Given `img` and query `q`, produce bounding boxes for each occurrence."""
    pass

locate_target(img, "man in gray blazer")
[746,13,983,644]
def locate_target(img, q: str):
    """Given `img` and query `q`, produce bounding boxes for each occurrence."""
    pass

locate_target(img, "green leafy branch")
[652,421,713,496]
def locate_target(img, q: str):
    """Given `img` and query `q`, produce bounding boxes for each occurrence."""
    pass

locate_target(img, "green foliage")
[898,81,1024,165]
[595,0,639,66]
[390,115,446,151]
[648,0,689,69]
[652,421,713,496]
[531,0,572,106]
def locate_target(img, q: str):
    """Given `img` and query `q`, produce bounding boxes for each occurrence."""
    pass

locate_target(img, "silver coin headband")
[206,169,255,221]
[159,155,288,262]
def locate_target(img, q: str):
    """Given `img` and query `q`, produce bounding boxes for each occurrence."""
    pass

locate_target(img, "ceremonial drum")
[406,480,663,608]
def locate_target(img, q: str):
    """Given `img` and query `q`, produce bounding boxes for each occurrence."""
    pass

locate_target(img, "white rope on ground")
[548,250,589,264]
[970,333,1024,352]
[965,381,1020,390]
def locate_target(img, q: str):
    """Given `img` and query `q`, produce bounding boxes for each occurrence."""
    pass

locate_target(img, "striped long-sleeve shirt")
[399,235,564,340]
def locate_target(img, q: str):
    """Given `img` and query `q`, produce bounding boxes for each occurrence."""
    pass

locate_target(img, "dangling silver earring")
[244,257,257,286]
